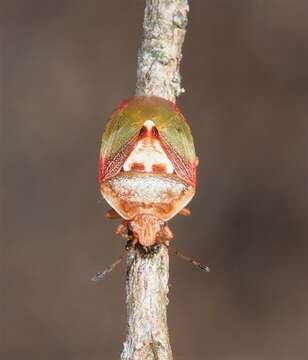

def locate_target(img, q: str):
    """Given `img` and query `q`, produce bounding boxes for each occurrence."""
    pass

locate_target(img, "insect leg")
[161,225,173,241]
[116,222,129,239]
[179,208,191,216]
[106,208,121,219]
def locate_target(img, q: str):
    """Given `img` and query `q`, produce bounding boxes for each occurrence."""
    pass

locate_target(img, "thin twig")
[121,1,189,359]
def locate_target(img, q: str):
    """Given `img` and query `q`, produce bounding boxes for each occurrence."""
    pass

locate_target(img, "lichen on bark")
[136,0,189,103]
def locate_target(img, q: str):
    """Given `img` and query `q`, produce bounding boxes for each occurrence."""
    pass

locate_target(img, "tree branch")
[136,0,189,103]
[121,1,189,359]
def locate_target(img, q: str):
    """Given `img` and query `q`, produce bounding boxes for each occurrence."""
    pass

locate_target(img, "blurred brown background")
[2,1,308,359]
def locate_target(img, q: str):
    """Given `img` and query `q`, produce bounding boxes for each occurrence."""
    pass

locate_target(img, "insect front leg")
[106,208,121,219]
[116,221,129,239]
[116,221,138,249]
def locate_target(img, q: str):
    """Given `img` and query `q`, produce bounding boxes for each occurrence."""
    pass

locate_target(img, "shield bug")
[93,96,209,281]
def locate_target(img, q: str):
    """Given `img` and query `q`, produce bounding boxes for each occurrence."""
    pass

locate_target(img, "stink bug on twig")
[92,96,209,281]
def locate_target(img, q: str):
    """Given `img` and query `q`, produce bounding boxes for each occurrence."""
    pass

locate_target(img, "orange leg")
[106,208,121,219]
[116,221,138,246]
[179,208,191,217]
[159,225,173,247]
[116,222,128,238]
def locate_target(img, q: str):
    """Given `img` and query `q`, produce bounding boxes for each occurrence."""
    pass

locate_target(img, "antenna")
[91,253,126,282]
[91,245,210,282]
[168,246,210,272]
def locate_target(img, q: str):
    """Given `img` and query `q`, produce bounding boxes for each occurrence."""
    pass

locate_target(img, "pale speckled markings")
[102,172,194,221]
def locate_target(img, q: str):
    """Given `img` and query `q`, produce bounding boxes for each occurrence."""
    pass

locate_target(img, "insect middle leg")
[162,225,173,241]
[179,208,191,216]
[158,225,174,248]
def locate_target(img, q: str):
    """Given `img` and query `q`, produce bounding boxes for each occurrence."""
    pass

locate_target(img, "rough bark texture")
[135,0,189,103]
[121,248,171,360]
[121,1,189,359]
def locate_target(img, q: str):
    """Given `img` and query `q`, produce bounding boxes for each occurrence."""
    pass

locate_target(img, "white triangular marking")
[123,137,174,174]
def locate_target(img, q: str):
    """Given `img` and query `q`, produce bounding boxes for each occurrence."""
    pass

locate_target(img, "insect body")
[99,96,197,251]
